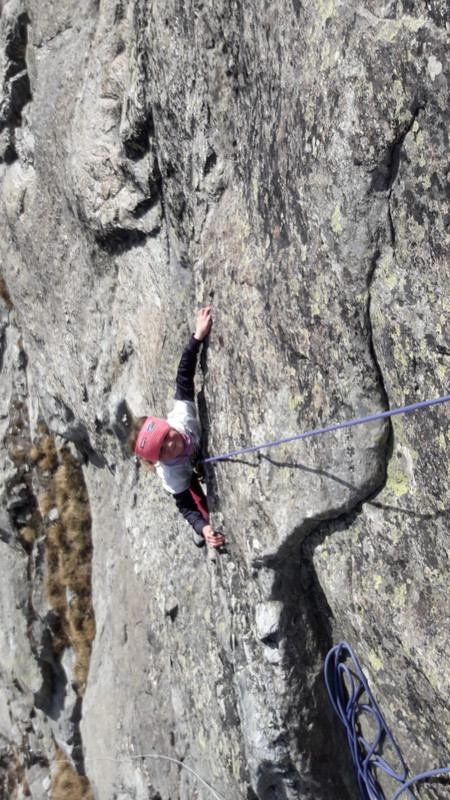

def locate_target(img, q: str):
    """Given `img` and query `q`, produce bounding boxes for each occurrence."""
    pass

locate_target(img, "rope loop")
[324,642,450,800]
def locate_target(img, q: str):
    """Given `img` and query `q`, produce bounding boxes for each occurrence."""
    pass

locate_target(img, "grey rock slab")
[0,539,42,693]
[0,1,449,799]
[25,763,51,800]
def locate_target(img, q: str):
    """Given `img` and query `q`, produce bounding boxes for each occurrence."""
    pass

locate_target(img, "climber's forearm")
[173,488,207,535]
[174,335,202,402]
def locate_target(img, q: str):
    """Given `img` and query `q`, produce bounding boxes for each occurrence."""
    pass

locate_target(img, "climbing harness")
[324,641,450,800]
[200,394,450,464]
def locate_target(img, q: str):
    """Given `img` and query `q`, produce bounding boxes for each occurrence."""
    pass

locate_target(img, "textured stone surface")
[0,0,449,798]
[0,302,56,798]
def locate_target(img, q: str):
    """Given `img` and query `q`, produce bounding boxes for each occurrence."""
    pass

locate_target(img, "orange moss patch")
[43,448,95,694]
[28,429,96,696]
[51,750,93,800]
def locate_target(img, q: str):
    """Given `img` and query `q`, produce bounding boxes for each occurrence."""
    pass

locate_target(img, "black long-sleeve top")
[174,335,201,402]
[171,336,207,536]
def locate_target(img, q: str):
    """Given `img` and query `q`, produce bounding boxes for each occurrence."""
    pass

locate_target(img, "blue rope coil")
[324,642,450,800]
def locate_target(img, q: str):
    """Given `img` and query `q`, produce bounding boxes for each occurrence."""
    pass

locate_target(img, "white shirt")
[156,400,202,495]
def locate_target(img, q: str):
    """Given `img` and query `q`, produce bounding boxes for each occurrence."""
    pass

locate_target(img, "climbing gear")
[200,394,450,464]
[324,641,450,799]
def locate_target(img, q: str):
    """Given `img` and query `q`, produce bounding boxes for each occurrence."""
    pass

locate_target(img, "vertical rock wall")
[0,1,448,798]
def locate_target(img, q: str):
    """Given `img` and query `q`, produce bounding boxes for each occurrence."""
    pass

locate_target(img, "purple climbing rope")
[200,394,450,465]
[325,641,450,800]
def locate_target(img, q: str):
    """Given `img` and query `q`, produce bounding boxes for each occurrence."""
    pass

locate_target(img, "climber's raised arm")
[174,307,212,402]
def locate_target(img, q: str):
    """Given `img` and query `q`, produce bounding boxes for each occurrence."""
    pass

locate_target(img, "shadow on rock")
[262,525,358,800]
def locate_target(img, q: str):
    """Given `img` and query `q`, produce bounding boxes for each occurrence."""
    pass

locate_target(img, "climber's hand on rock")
[194,307,212,341]
[202,524,224,548]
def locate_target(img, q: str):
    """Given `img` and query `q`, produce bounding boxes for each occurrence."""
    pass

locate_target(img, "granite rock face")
[0,1,449,799]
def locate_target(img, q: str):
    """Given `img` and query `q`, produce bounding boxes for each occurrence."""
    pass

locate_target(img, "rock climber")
[127,307,224,550]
